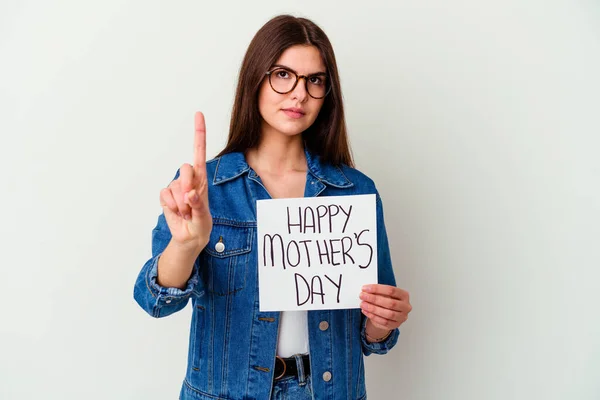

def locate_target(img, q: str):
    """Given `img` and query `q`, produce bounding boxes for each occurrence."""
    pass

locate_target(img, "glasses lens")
[269,68,330,98]
[270,68,296,93]
[306,74,328,98]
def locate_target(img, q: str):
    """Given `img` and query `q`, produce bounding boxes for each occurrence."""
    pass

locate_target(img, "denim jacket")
[133,148,400,400]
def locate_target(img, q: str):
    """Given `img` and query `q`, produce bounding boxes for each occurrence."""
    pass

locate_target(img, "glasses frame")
[265,67,332,99]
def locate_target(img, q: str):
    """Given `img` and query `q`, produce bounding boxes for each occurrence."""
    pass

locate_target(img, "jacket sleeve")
[133,170,205,318]
[360,191,400,356]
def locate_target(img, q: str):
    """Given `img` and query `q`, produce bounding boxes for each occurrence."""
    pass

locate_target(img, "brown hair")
[216,14,354,167]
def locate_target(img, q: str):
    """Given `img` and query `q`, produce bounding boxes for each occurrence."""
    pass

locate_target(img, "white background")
[1,1,599,399]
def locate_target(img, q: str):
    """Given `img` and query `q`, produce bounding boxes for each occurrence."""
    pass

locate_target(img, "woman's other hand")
[360,284,412,333]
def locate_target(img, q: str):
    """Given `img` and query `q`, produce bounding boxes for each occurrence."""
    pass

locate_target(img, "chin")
[269,120,311,137]
[279,126,306,137]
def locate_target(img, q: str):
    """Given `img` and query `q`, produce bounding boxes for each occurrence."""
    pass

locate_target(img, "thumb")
[187,189,211,225]
[186,189,209,213]
[185,190,200,207]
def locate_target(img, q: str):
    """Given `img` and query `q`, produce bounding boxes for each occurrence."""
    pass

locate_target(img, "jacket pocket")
[202,221,253,296]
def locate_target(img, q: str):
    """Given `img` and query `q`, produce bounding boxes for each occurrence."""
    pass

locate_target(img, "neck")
[247,124,307,174]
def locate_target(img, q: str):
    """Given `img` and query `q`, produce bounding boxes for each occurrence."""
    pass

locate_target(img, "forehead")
[274,45,326,74]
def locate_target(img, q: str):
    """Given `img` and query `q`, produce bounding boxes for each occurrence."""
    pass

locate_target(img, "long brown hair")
[216,14,353,167]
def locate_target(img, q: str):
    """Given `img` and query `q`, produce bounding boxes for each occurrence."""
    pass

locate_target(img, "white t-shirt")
[276,310,309,358]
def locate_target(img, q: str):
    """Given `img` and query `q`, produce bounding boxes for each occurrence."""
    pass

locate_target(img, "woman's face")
[258,45,327,139]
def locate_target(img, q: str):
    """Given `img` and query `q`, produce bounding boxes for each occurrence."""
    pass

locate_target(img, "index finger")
[193,111,206,172]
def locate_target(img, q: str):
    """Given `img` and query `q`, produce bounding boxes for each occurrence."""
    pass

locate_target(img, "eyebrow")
[271,64,327,76]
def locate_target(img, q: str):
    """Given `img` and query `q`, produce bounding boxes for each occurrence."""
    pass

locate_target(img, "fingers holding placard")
[359,284,412,329]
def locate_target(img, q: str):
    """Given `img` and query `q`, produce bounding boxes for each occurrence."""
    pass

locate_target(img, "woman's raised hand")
[159,112,213,252]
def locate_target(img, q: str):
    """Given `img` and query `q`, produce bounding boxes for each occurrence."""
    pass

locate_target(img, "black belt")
[274,355,311,381]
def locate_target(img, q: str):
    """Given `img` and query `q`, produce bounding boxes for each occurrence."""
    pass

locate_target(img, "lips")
[282,107,305,114]
[282,108,305,119]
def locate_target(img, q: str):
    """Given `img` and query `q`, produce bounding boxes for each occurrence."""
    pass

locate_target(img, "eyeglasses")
[265,67,331,99]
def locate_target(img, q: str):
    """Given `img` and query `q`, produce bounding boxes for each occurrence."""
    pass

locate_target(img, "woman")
[134,14,412,400]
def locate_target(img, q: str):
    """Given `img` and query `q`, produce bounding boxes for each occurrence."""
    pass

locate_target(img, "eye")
[275,70,290,79]
[309,76,325,85]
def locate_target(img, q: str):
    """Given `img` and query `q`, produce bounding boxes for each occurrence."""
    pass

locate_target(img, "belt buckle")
[274,356,287,380]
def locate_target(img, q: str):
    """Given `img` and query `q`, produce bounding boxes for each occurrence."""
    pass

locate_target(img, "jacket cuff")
[146,254,201,305]
[360,314,400,356]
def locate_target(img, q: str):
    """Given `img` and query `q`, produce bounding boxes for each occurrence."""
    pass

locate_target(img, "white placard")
[257,194,377,311]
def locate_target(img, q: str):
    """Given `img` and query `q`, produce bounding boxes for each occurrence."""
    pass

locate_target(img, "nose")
[290,76,309,102]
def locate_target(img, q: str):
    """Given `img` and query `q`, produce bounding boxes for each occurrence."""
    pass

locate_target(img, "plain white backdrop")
[1,1,599,399]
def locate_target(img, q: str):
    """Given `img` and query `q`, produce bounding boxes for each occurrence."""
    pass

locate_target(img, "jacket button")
[322,371,332,382]
[215,241,225,253]
[319,321,329,331]
[165,298,172,304]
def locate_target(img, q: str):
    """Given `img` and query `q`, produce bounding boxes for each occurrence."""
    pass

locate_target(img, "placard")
[257,194,377,311]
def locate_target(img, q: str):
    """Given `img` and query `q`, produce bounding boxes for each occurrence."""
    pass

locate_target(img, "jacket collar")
[213,146,354,188]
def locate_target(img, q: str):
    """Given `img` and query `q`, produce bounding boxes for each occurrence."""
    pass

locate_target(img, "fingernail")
[191,193,198,202]
[362,285,372,292]
[184,214,191,220]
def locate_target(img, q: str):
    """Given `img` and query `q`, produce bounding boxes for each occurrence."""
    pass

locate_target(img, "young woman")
[134,14,412,400]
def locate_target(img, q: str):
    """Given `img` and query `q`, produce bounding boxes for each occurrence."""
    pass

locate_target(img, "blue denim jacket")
[133,148,400,400]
